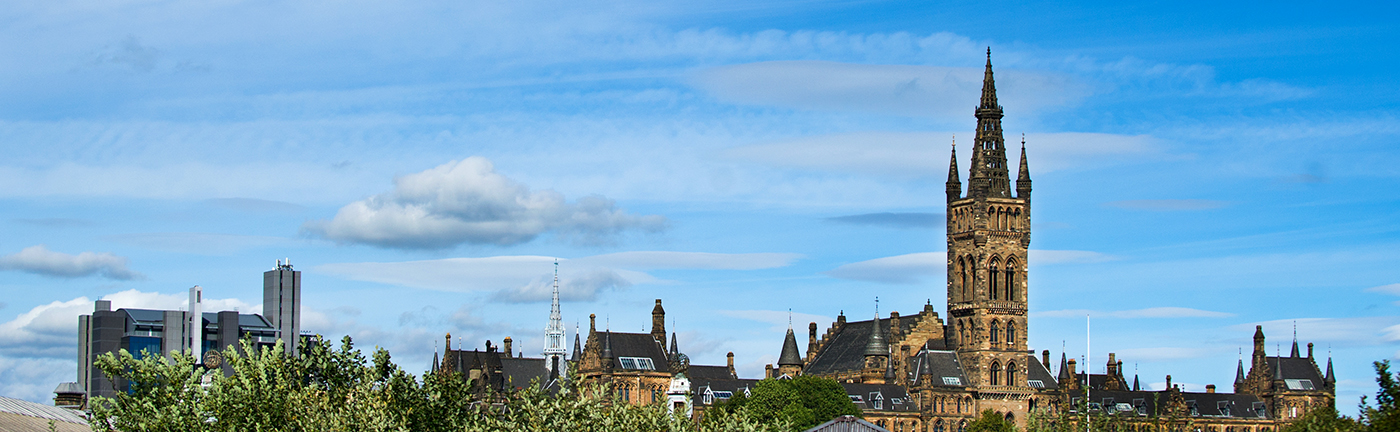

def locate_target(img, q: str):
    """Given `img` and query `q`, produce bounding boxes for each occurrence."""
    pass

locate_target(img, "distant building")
[62,260,306,408]
[763,50,1336,432]
[0,395,88,432]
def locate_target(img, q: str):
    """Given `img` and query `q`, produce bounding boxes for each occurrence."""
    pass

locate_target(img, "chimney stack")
[1206,384,1216,393]
[503,337,513,357]
[1042,350,1050,367]
[727,352,735,377]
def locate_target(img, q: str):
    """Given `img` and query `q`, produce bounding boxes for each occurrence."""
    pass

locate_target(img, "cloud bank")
[826,212,942,229]
[0,245,142,280]
[305,157,666,249]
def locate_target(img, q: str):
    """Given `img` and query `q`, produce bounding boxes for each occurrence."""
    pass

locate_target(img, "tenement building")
[763,50,1335,432]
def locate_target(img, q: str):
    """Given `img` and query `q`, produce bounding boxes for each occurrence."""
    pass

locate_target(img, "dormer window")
[618,357,655,370]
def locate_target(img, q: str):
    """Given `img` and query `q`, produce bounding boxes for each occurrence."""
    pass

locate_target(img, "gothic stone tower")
[946,49,1034,415]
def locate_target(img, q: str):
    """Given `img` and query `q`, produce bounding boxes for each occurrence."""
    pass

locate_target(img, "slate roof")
[1064,389,1268,419]
[840,383,917,412]
[1026,354,1059,390]
[908,349,967,388]
[500,357,548,389]
[602,332,671,373]
[1265,356,1326,387]
[779,328,804,366]
[692,378,760,406]
[806,316,924,375]
[689,365,736,381]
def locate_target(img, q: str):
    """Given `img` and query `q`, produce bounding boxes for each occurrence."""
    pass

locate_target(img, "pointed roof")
[571,328,582,361]
[1058,352,1070,383]
[863,315,889,356]
[947,140,961,184]
[1133,374,1140,391]
[602,330,614,359]
[979,47,998,110]
[1325,357,1335,384]
[1290,329,1301,358]
[1236,357,1246,385]
[1017,137,1031,183]
[779,327,804,366]
[432,350,439,373]
[670,332,679,359]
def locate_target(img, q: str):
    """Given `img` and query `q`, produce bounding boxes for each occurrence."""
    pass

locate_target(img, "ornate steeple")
[544,261,567,377]
[968,47,1011,199]
[1017,135,1032,198]
[571,324,582,361]
[1325,355,1335,386]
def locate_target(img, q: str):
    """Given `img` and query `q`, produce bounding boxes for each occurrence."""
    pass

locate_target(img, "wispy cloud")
[316,251,799,300]
[0,245,143,280]
[717,310,833,333]
[825,252,943,284]
[693,61,1090,119]
[1104,199,1231,211]
[826,212,942,229]
[1365,283,1400,296]
[727,131,1160,178]
[105,233,297,256]
[304,157,666,249]
[1035,307,1233,319]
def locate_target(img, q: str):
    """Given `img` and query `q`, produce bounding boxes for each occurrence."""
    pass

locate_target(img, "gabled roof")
[1265,356,1325,386]
[500,357,548,390]
[806,316,922,375]
[0,395,87,428]
[908,349,966,388]
[840,383,917,412]
[601,332,670,373]
[692,378,761,405]
[1064,389,1268,419]
[1026,354,1059,390]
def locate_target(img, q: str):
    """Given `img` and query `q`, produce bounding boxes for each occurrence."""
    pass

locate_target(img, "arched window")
[990,320,1000,343]
[1006,362,1017,386]
[1006,321,1016,346]
[957,258,968,301]
[989,258,1000,300]
[935,419,944,432]
[1005,259,1018,300]
[1005,412,1015,423]
[990,361,1001,385]
[959,420,967,432]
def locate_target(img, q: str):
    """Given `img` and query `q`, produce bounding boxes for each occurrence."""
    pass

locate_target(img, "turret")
[778,327,803,377]
[862,312,890,384]
[1016,136,1032,200]
[947,140,962,202]
[1325,356,1335,387]
[651,299,666,344]
[807,322,818,358]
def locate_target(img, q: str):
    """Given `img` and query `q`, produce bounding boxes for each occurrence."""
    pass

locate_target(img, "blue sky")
[2,0,1398,415]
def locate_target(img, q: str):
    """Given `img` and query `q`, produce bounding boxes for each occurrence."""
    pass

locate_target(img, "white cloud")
[717,310,833,333]
[694,61,1090,119]
[1034,307,1234,319]
[577,251,801,270]
[315,250,800,298]
[0,289,254,358]
[726,131,1159,178]
[827,249,1113,284]
[491,268,634,303]
[1366,283,1400,296]
[1114,347,1216,362]
[0,245,143,280]
[825,252,943,284]
[1233,317,1400,349]
[304,157,666,249]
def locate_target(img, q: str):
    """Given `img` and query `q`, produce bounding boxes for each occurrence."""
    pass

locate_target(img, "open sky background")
[2,0,1398,415]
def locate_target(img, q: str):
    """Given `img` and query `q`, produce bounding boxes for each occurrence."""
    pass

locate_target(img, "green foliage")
[1356,360,1400,432]
[732,376,860,431]
[88,335,785,432]
[1282,405,1359,432]
[967,409,1014,432]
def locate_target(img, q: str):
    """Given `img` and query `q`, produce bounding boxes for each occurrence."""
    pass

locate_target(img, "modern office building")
[66,261,305,407]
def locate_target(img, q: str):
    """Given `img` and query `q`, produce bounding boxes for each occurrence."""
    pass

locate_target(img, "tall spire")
[968,47,1011,199]
[947,137,962,202]
[670,332,679,359]
[1058,351,1070,383]
[544,261,567,376]
[1325,354,1335,385]
[571,323,582,361]
[979,47,998,110]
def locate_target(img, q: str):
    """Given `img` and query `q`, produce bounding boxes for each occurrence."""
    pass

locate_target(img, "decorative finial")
[987,47,991,59]
[1022,133,1026,148]
[952,134,955,149]
[788,308,793,327]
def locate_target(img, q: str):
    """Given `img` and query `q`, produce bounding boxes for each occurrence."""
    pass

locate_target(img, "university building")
[761,50,1337,432]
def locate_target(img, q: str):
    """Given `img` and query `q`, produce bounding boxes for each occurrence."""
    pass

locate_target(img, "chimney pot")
[1207,384,1216,393]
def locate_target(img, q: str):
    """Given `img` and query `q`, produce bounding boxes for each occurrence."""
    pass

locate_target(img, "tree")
[1357,360,1400,432]
[737,376,860,431]
[1282,405,1359,432]
[87,335,785,432]
[967,409,1014,432]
